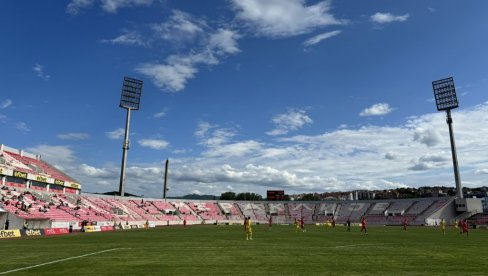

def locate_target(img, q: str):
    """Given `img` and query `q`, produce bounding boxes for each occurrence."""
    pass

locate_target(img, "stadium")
[2,1,488,275]
[1,143,488,274]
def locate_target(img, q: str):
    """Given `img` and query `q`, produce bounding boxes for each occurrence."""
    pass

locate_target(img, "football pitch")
[0,225,487,275]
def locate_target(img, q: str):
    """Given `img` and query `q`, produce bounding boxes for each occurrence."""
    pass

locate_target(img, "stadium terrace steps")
[268,203,287,223]
[468,213,488,225]
[6,152,74,182]
[187,202,226,221]
[335,202,371,223]
[386,200,414,215]
[217,202,244,221]
[236,202,267,222]
[288,203,315,223]
[1,184,470,227]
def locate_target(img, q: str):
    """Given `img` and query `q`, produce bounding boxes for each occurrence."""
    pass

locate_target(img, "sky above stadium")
[1,0,488,198]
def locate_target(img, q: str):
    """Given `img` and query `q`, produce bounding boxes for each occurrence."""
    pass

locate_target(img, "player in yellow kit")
[244,217,253,240]
[440,219,446,235]
[294,218,300,232]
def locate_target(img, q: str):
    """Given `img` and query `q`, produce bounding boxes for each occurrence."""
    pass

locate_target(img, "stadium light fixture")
[432,77,462,198]
[119,77,143,197]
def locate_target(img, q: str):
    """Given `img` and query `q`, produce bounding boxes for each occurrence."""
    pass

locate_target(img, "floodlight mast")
[119,77,143,197]
[163,159,169,200]
[432,77,462,198]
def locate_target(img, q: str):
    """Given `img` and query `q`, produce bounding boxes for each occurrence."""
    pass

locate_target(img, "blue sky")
[1,0,488,197]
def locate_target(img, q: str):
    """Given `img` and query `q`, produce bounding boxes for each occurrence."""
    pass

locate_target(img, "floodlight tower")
[163,159,169,200]
[119,77,143,197]
[432,77,462,198]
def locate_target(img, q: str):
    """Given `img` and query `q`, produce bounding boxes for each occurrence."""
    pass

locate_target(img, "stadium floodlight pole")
[163,159,169,200]
[118,77,143,197]
[432,77,462,198]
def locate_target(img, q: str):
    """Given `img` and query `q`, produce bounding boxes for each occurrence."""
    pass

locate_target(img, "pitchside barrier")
[0,229,22,239]
[84,226,115,232]
[0,228,70,239]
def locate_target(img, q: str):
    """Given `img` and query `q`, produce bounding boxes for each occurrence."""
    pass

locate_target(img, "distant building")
[352,190,375,200]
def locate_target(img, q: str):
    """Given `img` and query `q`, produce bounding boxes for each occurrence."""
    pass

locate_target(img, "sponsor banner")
[44,228,70,236]
[130,225,138,229]
[26,174,53,184]
[122,225,131,230]
[0,167,14,177]
[52,221,70,229]
[21,229,44,237]
[84,225,101,232]
[28,174,55,184]
[0,230,22,239]
[100,226,115,232]
[54,179,65,186]
[64,182,81,190]
[13,170,28,179]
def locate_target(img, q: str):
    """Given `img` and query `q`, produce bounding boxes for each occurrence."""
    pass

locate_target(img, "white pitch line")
[0,248,130,275]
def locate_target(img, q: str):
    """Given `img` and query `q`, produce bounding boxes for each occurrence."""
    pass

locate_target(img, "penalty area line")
[0,247,131,275]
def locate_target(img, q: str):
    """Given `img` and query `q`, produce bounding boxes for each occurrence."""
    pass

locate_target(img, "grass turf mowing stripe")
[0,248,130,275]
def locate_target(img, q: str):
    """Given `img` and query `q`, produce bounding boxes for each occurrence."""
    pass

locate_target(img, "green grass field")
[1,225,487,275]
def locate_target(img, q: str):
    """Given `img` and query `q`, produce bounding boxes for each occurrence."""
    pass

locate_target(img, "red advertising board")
[44,228,70,236]
[100,226,115,232]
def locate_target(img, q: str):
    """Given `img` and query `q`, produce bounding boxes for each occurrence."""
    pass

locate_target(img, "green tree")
[236,192,263,201]
[298,193,320,201]
[220,191,236,200]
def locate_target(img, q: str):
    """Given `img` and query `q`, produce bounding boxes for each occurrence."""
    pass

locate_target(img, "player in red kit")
[402,219,408,231]
[300,217,306,232]
[461,220,469,236]
[360,217,367,234]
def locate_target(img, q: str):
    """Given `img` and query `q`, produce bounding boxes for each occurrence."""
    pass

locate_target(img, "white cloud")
[303,30,341,47]
[195,122,236,147]
[26,145,76,165]
[194,121,214,138]
[231,0,345,38]
[16,122,31,132]
[267,109,313,136]
[106,128,125,140]
[408,154,449,171]
[208,28,241,55]
[475,169,488,175]
[57,133,91,140]
[79,164,115,178]
[29,101,488,198]
[136,55,202,92]
[413,128,442,147]
[33,63,50,81]
[359,103,394,116]
[153,111,166,118]
[384,152,398,160]
[203,140,262,158]
[138,139,169,150]
[67,0,153,15]
[66,0,94,15]
[102,30,147,47]
[137,23,239,91]
[151,10,207,44]
[102,10,240,92]
[370,12,409,24]
[0,99,12,109]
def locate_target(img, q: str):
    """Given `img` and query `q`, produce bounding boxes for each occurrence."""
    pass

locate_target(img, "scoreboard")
[267,190,285,201]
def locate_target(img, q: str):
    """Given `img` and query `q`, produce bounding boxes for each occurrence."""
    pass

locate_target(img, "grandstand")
[1,144,487,232]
